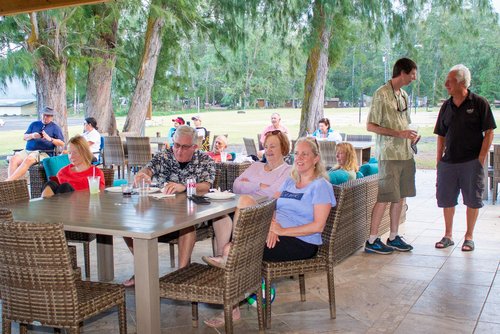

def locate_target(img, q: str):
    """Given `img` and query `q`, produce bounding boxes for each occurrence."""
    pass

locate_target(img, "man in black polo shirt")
[434,64,496,252]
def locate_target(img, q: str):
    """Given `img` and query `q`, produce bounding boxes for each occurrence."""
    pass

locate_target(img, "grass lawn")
[2,107,497,170]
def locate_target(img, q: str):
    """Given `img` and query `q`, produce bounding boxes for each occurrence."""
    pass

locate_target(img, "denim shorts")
[436,159,484,208]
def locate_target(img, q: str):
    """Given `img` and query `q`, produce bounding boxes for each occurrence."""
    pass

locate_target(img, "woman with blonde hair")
[202,136,336,328]
[332,142,358,180]
[41,135,105,197]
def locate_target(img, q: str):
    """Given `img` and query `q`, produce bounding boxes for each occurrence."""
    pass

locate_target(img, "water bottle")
[186,177,196,196]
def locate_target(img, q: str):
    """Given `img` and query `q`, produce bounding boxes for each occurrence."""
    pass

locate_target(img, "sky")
[493,0,500,13]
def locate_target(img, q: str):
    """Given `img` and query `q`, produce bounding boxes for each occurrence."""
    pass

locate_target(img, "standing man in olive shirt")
[365,58,419,255]
[434,64,496,252]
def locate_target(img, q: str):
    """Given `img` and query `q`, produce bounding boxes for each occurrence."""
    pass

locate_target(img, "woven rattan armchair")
[489,144,500,204]
[159,199,276,334]
[0,179,30,205]
[317,140,337,168]
[102,136,127,178]
[27,165,114,279]
[125,136,152,171]
[262,189,342,329]
[0,210,127,334]
[243,137,258,156]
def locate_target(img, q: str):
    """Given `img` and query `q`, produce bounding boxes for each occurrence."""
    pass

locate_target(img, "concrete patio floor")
[2,169,499,333]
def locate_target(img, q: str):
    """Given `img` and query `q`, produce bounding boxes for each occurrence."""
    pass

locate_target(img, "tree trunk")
[123,0,166,134]
[28,12,69,141]
[298,5,331,138]
[84,4,119,135]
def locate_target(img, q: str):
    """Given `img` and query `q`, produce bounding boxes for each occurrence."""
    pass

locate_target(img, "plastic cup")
[220,152,227,163]
[121,183,133,196]
[138,180,150,197]
[87,176,100,194]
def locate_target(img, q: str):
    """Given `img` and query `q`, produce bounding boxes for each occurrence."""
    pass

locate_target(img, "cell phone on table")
[189,195,210,205]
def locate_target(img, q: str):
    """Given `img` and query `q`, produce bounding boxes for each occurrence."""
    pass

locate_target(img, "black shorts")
[263,236,318,262]
[436,159,484,208]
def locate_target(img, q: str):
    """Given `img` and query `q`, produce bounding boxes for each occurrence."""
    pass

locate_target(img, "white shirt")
[83,128,101,153]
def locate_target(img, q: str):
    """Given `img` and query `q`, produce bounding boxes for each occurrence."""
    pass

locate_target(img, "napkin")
[149,193,176,199]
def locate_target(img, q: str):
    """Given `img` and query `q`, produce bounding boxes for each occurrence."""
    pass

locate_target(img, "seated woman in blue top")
[202,136,336,328]
[312,117,342,142]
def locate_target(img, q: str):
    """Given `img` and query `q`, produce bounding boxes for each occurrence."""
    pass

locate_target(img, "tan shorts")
[377,159,416,203]
[15,150,50,163]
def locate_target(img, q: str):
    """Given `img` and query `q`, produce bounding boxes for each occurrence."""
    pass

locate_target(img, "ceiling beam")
[1,0,111,16]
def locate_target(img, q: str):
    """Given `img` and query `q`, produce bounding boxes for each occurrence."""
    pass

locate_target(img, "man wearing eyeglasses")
[130,125,215,271]
[365,58,419,255]
[6,106,64,181]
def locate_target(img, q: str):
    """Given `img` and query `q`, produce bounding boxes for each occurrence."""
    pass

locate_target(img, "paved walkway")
[1,169,499,333]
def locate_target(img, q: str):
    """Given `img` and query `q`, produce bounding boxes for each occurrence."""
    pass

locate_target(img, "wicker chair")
[489,144,500,204]
[261,186,344,328]
[103,136,127,178]
[26,165,114,279]
[317,140,337,168]
[125,136,152,171]
[0,179,30,205]
[166,162,251,267]
[257,133,264,151]
[29,164,114,198]
[159,199,275,334]
[0,210,127,334]
[243,137,258,156]
[345,134,373,142]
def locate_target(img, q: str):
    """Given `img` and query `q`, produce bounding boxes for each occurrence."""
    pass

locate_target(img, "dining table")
[5,190,242,334]
[348,141,375,165]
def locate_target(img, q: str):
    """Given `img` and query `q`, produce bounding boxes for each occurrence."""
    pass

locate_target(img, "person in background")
[365,57,418,254]
[434,64,496,252]
[312,118,343,142]
[82,117,101,159]
[6,107,65,181]
[202,136,335,328]
[41,135,105,197]
[167,117,185,146]
[331,142,358,180]
[122,125,215,287]
[207,135,232,162]
[191,115,209,150]
[210,130,292,258]
[258,113,289,158]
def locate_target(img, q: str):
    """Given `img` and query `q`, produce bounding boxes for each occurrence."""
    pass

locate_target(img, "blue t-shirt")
[276,177,336,245]
[25,121,64,155]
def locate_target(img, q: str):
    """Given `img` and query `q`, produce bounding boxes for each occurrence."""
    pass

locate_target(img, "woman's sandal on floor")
[461,239,475,252]
[201,255,227,269]
[435,237,454,249]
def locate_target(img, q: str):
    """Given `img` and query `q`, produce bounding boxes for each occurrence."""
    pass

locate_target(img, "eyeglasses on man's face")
[173,142,194,150]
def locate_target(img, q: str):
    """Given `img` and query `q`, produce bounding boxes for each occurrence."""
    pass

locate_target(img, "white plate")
[105,186,161,193]
[205,192,236,200]
[105,186,123,193]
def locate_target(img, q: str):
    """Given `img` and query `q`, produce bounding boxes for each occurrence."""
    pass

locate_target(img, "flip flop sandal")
[202,255,227,269]
[461,240,475,252]
[435,237,454,249]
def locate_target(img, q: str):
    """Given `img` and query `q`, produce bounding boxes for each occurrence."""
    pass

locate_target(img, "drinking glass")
[220,152,227,163]
[121,183,133,196]
[87,176,100,194]
[138,179,150,197]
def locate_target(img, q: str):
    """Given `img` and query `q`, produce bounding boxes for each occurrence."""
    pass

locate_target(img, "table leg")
[96,235,114,281]
[134,238,160,334]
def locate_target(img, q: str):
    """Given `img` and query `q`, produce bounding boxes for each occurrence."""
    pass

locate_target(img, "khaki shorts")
[377,159,416,203]
[15,150,50,163]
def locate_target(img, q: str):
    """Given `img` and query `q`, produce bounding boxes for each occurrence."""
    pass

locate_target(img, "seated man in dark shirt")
[7,107,65,181]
